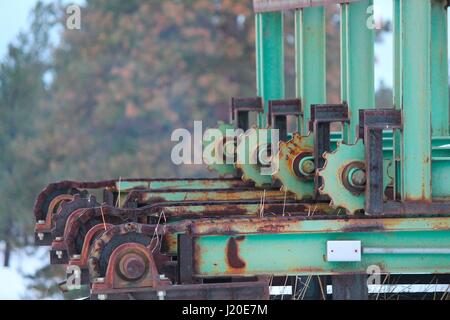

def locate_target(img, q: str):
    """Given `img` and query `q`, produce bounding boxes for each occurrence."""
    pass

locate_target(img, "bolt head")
[301,159,316,175]
[351,169,367,186]
[94,277,105,283]
[118,253,146,281]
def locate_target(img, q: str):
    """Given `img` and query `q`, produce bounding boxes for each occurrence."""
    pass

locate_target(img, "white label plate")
[327,241,361,262]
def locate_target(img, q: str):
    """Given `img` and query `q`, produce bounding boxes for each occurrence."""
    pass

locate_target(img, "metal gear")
[272,133,315,200]
[52,193,99,239]
[203,121,238,177]
[235,127,275,187]
[317,139,393,214]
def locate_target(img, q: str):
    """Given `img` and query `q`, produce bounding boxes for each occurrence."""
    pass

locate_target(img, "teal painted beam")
[400,0,432,200]
[340,3,348,145]
[431,0,449,137]
[192,217,450,277]
[393,0,401,110]
[343,0,375,144]
[255,13,263,122]
[340,4,348,103]
[393,0,402,199]
[116,179,249,191]
[255,12,285,128]
[432,159,450,199]
[295,7,326,135]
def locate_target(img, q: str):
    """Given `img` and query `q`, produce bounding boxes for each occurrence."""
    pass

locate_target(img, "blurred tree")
[46,0,257,181]
[0,2,57,266]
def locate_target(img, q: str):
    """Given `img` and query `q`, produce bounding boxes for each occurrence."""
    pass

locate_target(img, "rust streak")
[226,236,246,269]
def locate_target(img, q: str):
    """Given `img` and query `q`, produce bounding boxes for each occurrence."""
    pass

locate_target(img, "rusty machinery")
[33,0,450,300]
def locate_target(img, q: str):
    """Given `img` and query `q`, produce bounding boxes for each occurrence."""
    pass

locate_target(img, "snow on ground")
[0,244,49,300]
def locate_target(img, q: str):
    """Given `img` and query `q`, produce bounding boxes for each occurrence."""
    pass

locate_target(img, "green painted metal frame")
[342,0,375,144]
[400,0,432,201]
[295,7,326,135]
[255,12,285,128]
[181,0,450,277]
[393,0,402,198]
[191,216,450,277]
[431,0,449,137]
[191,0,450,281]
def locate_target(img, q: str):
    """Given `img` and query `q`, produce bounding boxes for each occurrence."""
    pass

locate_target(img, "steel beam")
[191,216,450,277]
[393,0,402,199]
[431,0,449,137]
[393,0,401,111]
[400,0,432,201]
[338,0,374,299]
[340,4,348,105]
[342,0,375,144]
[256,12,285,128]
[295,7,326,135]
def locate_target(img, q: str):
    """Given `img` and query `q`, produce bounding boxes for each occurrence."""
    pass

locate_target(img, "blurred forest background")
[0,0,392,298]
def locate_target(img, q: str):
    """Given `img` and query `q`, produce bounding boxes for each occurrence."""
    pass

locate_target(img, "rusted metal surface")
[52,194,100,239]
[310,104,349,198]
[190,215,450,277]
[34,178,257,244]
[88,223,161,279]
[226,236,246,269]
[360,109,402,215]
[382,201,450,215]
[91,276,270,300]
[358,109,402,140]
[188,215,450,236]
[68,223,114,283]
[34,178,253,220]
[34,194,75,245]
[177,234,195,284]
[63,209,123,258]
[126,188,292,206]
[48,199,335,266]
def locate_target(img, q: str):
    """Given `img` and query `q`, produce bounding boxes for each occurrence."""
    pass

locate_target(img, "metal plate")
[327,241,361,262]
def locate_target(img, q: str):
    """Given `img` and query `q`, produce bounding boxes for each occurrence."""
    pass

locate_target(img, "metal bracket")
[310,103,349,197]
[268,98,302,141]
[359,109,402,215]
[177,233,195,284]
[231,97,263,131]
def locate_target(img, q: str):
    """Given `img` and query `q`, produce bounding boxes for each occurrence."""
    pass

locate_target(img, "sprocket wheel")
[272,133,315,200]
[235,127,275,187]
[203,121,239,177]
[317,139,393,214]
